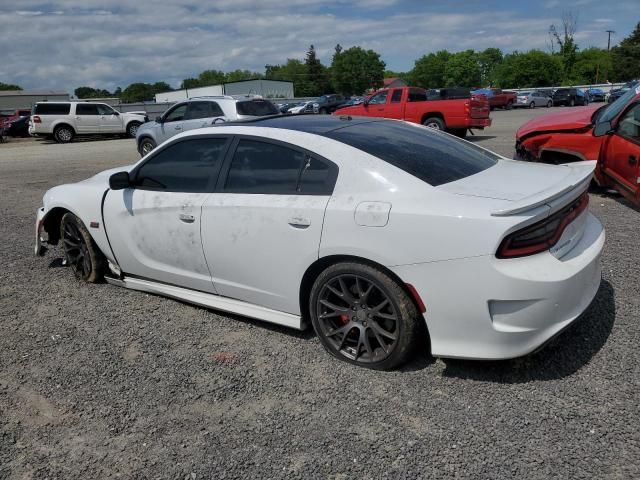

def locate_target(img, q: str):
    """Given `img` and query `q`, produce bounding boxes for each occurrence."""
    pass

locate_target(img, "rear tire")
[529,102,535,109]
[505,101,513,110]
[547,100,552,108]
[569,98,575,107]
[54,125,74,143]
[60,213,105,283]
[309,262,422,370]
[319,107,328,114]
[422,117,445,131]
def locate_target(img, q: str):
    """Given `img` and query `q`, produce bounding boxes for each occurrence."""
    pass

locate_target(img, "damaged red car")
[516,83,640,206]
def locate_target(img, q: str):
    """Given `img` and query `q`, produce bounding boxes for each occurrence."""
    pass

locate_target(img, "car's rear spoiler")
[491,161,595,217]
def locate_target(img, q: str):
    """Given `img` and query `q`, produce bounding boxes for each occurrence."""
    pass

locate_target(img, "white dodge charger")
[35,115,604,369]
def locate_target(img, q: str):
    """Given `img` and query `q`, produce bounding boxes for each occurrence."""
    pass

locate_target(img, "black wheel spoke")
[370,320,397,341]
[316,273,400,364]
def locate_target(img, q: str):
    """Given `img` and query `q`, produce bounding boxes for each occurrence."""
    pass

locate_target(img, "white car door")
[156,103,188,144]
[182,101,225,133]
[200,137,338,314]
[74,103,100,133]
[103,136,231,292]
[96,104,123,133]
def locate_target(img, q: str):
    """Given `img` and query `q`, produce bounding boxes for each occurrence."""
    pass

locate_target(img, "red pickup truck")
[516,84,640,207]
[472,88,517,110]
[334,87,491,137]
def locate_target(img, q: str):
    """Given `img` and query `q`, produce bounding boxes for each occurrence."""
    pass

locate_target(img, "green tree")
[74,86,113,98]
[304,45,331,96]
[181,69,226,89]
[331,46,385,95]
[121,82,171,103]
[478,48,503,86]
[410,50,450,88]
[0,82,22,91]
[225,69,262,83]
[573,48,613,84]
[265,59,309,94]
[444,50,481,87]
[611,22,640,81]
[495,50,563,88]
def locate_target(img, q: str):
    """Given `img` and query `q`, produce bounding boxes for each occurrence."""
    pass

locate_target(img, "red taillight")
[464,100,470,115]
[497,192,589,259]
[32,115,41,123]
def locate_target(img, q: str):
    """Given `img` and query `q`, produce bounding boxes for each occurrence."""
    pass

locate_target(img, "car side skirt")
[104,276,303,330]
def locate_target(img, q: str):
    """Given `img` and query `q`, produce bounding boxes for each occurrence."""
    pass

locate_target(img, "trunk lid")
[438,159,594,215]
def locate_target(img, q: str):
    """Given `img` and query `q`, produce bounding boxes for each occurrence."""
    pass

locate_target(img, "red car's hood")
[516,105,600,139]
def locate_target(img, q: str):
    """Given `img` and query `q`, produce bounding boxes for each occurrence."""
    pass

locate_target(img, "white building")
[154,79,294,103]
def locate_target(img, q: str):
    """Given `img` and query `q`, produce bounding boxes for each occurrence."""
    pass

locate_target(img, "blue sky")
[0,0,637,92]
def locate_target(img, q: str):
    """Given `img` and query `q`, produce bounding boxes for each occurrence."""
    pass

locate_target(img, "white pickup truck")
[30,102,147,143]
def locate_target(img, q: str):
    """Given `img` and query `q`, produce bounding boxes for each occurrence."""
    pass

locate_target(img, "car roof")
[225,114,385,135]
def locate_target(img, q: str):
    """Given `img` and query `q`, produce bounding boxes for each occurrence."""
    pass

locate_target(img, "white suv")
[135,95,279,155]
[30,102,147,143]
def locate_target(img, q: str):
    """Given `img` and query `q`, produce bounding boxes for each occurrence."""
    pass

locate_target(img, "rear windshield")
[236,100,279,116]
[34,103,71,115]
[325,120,499,186]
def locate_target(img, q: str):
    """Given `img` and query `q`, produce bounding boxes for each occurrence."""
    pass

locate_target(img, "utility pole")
[606,30,615,51]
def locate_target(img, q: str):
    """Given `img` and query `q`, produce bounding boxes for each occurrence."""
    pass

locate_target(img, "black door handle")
[629,155,637,166]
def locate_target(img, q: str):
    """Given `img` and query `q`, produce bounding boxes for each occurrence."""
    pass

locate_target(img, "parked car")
[287,101,314,114]
[0,108,32,129]
[587,88,606,102]
[552,88,588,107]
[30,102,147,143]
[471,88,517,110]
[312,94,347,114]
[516,82,640,207]
[514,91,553,109]
[607,80,639,103]
[277,102,298,113]
[34,115,603,369]
[135,95,279,155]
[5,115,30,137]
[335,86,491,137]
[426,87,472,100]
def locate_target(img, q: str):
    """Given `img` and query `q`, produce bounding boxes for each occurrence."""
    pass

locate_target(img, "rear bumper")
[391,212,604,360]
[468,117,492,129]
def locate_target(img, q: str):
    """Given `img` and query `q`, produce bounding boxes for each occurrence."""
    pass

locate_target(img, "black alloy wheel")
[61,213,105,282]
[310,262,422,369]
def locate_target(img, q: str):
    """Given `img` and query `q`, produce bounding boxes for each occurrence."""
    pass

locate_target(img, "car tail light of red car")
[496,191,589,259]
[32,116,41,123]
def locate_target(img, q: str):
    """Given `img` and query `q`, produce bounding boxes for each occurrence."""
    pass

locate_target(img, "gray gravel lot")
[1,108,639,479]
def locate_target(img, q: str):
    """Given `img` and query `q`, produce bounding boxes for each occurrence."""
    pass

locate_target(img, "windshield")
[519,92,531,96]
[595,82,639,124]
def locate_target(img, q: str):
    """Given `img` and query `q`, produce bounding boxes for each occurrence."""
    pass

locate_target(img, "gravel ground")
[1,109,639,479]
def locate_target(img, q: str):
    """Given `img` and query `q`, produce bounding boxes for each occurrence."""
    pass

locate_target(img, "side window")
[76,104,99,115]
[617,103,640,140]
[185,102,211,120]
[225,139,305,194]
[299,156,336,194]
[368,91,388,105]
[391,89,403,103]
[407,88,427,102]
[97,104,115,115]
[209,102,224,116]
[164,104,188,122]
[134,138,228,192]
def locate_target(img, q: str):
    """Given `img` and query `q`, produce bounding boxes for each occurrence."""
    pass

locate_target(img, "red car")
[516,84,640,206]
[0,108,32,128]
[334,86,491,137]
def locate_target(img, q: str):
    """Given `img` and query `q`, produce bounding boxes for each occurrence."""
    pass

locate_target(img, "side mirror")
[155,116,163,123]
[113,111,119,116]
[593,121,613,137]
[109,171,131,190]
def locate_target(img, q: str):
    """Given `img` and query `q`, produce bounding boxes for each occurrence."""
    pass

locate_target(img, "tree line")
[3,21,639,102]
